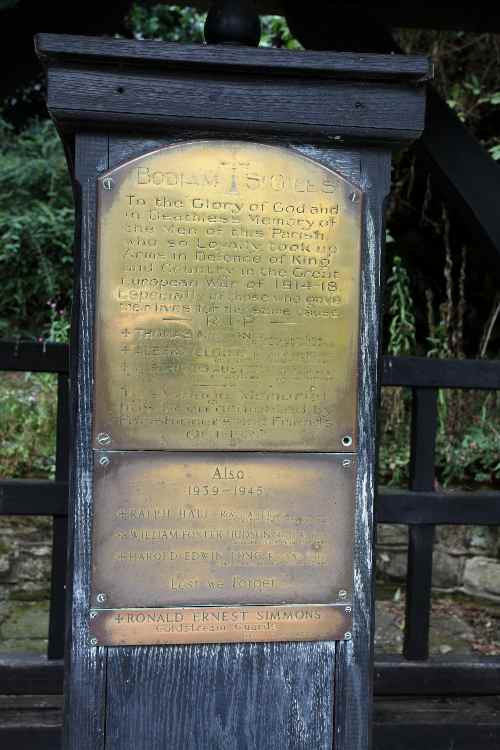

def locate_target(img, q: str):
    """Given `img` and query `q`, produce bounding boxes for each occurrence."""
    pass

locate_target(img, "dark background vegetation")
[0,2,499,487]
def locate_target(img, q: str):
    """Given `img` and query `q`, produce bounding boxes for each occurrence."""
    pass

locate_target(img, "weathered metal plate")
[90,452,355,644]
[93,141,362,451]
[89,605,351,646]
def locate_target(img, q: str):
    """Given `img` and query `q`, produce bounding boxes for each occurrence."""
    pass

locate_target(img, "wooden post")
[36,33,429,750]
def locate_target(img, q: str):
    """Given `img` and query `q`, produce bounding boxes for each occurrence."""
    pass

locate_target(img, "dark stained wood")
[383,355,500,389]
[5,653,498,700]
[404,388,438,661]
[34,35,430,750]
[2,694,499,750]
[62,133,108,750]
[374,655,500,696]
[420,88,500,275]
[48,374,70,660]
[285,13,500,274]
[0,340,68,373]
[98,137,366,750]
[373,696,500,749]
[0,654,63,694]
[377,488,500,525]
[36,33,430,81]
[0,480,67,515]
[45,72,426,145]
[0,724,61,750]
[106,642,336,749]
[334,149,391,750]
[0,695,62,750]
[36,34,428,145]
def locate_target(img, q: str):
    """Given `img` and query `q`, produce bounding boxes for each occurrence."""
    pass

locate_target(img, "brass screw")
[96,433,111,447]
[103,177,114,190]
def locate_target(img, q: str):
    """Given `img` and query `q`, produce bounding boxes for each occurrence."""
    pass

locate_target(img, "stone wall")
[0,517,52,652]
[377,524,500,599]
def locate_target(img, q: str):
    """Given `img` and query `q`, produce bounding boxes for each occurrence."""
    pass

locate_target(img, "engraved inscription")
[91,452,355,609]
[90,605,351,646]
[94,142,362,450]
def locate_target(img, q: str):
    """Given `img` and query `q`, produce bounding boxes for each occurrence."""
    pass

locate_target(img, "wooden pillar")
[36,33,429,750]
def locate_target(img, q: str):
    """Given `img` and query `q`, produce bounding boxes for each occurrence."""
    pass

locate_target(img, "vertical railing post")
[47,372,70,659]
[403,386,438,660]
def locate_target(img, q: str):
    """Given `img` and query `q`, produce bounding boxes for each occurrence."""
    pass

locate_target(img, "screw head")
[90,637,98,646]
[338,589,348,600]
[103,177,114,190]
[96,593,107,604]
[99,455,110,466]
[90,611,98,619]
[349,191,360,203]
[345,606,352,614]
[344,631,352,641]
[342,459,351,468]
[342,435,353,448]
[96,432,111,447]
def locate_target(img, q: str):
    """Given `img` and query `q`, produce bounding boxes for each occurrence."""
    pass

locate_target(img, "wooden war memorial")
[36,6,429,748]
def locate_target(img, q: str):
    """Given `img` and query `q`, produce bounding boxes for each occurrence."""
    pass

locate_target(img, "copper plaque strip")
[89,605,351,646]
[93,141,362,452]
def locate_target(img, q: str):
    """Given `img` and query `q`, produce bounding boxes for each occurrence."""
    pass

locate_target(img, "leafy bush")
[0,371,57,479]
[379,253,500,488]
[126,3,300,48]
[0,116,73,338]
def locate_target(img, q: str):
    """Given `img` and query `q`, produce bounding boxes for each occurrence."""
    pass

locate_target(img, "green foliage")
[260,16,302,49]
[379,256,415,485]
[0,371,57,479]
[437,392,500,486]
[126,3,300,48]
[0,304,68,479]
[127,3,205,42]
[0,116,73,338]
[386,256,416,356]
[489,143,500,161]
[380,253,500,488]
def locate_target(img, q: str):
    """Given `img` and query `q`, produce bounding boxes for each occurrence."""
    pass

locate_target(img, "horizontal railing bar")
[1,342,500,390]
[0,654,63,694]
[2,481,499,525]
[377,488,500,525]
[2,654,497,698]
[0,341,69,373]
[374,655,500,696]
[0,480,68,516]
[383,355,500,389]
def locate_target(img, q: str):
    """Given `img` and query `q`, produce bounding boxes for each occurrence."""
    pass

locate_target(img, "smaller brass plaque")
[90,452,355,644]
[90,605,351,646]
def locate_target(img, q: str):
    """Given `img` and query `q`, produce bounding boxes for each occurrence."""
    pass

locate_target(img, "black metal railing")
[1,341,499,697]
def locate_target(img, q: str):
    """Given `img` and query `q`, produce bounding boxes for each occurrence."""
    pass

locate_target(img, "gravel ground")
[375,587,500,655]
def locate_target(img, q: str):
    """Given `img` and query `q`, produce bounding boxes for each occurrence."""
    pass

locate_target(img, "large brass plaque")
[93,141,362,451]
[90,452,355,645]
